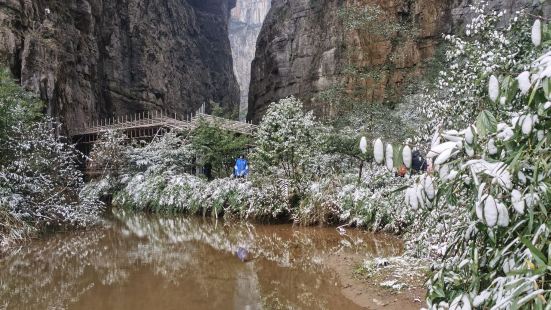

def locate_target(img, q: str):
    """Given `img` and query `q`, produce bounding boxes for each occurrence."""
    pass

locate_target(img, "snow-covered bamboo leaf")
[359,136,368,154]
[403,145,412,169]
[373,139,384,164]
[484,196,498,227]
[476,110,497,136]
[385,144,394,171]
[489,75,500,102]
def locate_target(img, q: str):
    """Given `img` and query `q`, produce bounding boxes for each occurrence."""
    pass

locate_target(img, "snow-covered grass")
[100,164,412,231]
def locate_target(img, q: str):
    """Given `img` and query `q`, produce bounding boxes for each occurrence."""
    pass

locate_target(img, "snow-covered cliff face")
[229,0,271,120]
[0,0,239,133]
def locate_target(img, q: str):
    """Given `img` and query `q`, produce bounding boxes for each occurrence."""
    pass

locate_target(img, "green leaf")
[508,147,524,174]
[543,78,550,99]
[393,145,403,168]
[520,237,548,265]
[476,110,497,136]
[506,77,519,103]
[432,286,446,298]
[528,81,539,105]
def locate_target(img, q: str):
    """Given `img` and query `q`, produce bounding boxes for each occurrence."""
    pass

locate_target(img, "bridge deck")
[72,111,257,138]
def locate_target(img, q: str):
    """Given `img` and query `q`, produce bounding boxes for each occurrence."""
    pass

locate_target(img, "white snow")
[517,71,531,95]
[488,75,500,102]
[531,19,541,47]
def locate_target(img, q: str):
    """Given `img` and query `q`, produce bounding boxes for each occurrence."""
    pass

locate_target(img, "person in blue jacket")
[234,155,249,178]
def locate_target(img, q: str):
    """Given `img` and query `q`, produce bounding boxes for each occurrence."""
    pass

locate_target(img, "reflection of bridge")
[71,110,257,144]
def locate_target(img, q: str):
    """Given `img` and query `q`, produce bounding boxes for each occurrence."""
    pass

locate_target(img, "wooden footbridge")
[71,110,257,145]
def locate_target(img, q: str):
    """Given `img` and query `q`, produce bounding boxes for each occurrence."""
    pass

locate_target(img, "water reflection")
[0,210,402,310]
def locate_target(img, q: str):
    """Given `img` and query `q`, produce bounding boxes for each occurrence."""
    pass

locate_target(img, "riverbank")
[327,253,428,309]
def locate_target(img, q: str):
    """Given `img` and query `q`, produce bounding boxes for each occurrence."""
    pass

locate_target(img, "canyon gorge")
[229,0,271,120]
[1,0,550,128]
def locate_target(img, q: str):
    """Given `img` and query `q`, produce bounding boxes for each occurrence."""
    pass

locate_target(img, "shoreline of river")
[326,252,427,309]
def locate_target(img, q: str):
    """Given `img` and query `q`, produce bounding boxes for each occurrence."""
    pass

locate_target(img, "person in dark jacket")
[411,150,428,173]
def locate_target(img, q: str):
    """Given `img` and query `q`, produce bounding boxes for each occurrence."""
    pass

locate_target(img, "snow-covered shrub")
[81,130,130,201]
[112,170,289,221]
[0,69,103,245]
[113,170,166,212]
[400,18,550,309]
[296,163,415,232]
[87,130,129,178]
[417,4,540,138]
[339,164,414,232]
[253,97,319,190]
[0,207,34,248]
[0,120,103,229]
[126,131,195,173]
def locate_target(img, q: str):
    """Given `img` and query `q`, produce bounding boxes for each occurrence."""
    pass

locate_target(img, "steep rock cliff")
[247,0,550,122]
[0,0,239,133]
[229,0,271,120]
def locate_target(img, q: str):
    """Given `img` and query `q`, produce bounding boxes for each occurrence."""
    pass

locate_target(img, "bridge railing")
[73,110,257,137]
[192,113,257,135]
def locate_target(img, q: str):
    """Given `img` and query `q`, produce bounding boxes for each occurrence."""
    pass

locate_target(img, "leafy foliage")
[416,5,540,134]
[82,96,413,231]
[253,97,318,186]
[0,69,42,161]
[391,13,551,309]
[190,119,250,179]
[0,69,102,247]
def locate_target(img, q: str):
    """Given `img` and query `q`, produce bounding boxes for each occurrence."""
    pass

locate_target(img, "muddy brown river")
[0,210,404,310]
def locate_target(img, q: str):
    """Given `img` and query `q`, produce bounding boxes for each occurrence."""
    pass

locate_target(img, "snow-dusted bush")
[397,16,550,309]
[297,163,415,231]
[1,70,103,245]
[87,130,129,178]
[126,131,195,173]
[253,96,319,189]
[417,4,540,137]
[112,170,290,221]
[81,130,130,201]
[0,121,103,230]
